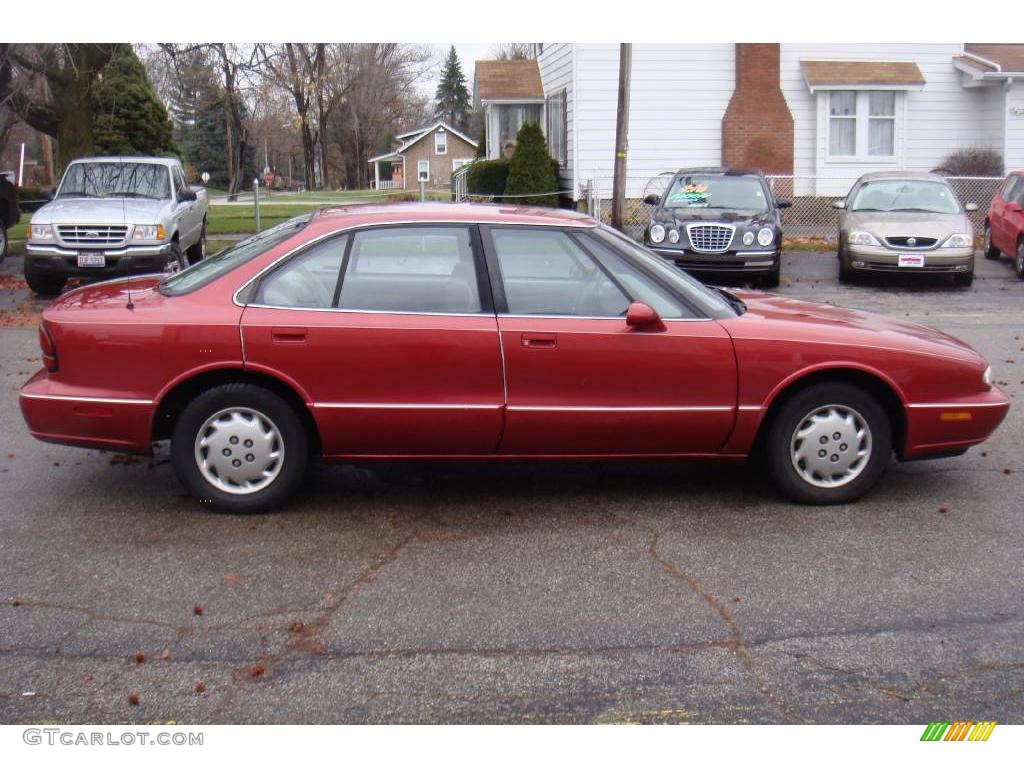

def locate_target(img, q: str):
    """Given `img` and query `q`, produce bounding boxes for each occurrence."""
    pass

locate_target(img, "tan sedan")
[835,172,978,286]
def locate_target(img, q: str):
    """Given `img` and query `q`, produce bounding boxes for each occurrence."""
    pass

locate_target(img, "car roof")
[67,156,180,166]
[671,167,765,178]
[307,202,598,231]
[856,171,949,183]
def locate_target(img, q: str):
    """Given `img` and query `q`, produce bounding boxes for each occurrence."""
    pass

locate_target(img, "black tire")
[838,248,854,284]
[1016,239,1024,281]
[953,270,974,287]
[0,222,7,262]
[762,258,781,289]
[165,240,186,274]
[171,383,309,513]
[764,382,892,505]
[185,223,207,264]
[983,223,1001,260]
[24,257,67,296]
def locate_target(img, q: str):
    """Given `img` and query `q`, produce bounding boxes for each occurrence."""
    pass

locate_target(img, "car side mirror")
[643,194,661,206]
[775,198,792,209]
[964,202,979,212]
[179,188,197,202]
[832,199,846,209]
[625,301,665,331]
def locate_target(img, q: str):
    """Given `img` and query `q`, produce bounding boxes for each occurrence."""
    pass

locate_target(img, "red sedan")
[19,204,1009,512]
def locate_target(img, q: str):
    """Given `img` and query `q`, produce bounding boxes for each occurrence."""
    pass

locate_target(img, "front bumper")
[19,369,155,454]
[26,242,173,279]
[901,387,1010,460]
[846,244,974,274]
[647,245,779,274]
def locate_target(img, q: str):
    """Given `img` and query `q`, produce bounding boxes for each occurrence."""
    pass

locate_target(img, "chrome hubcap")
[790,404,872,489]
[165,250,181,274]
[984,227,991,252]
[194,407,284,495]
[1017,244,1024,274]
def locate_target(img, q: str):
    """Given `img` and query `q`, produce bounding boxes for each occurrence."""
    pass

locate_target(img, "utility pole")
[611,43,632,231]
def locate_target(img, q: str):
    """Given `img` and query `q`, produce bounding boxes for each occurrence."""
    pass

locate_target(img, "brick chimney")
[722,44,794,174]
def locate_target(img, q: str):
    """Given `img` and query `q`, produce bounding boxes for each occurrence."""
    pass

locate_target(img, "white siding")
[537,44,575,193]
[551,43,734,199]
[1006,82,1024,171]
[781,43,998,195]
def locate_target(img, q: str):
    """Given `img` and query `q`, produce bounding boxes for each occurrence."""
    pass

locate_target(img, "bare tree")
[489,43,534,61]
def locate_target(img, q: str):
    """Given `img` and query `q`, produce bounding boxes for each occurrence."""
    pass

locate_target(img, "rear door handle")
[521,334,556,349]
[271,328,307,343]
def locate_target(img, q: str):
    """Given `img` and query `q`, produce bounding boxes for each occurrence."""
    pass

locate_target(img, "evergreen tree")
[504,121,558,206]
[434,46,470,132]
[92,44,178,157]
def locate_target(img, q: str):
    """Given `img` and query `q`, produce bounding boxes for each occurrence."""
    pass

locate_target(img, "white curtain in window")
[868,119,895,156]
[830,118,856,155]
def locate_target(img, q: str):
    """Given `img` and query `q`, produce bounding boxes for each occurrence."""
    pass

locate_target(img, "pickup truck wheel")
[164,241,185,274]
[983,223,1000,259]
[765,382,892,505]
[186,224,207,264]
[24,257,67,296]
[171,383,309,513]
[0,222,7,261]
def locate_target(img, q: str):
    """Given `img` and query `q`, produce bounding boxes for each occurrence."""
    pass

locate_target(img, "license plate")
[77,252,106,268]
[897,253,924,268]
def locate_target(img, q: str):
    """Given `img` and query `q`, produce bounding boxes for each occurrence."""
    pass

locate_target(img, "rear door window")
[338,226,483,314]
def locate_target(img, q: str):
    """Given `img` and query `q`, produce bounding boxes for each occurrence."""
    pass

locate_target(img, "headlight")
[30,224,54,240]
[649,223,665,244]
[667,228,680,244]
[982,365,992,389]
[757,227,774,247]
[742,231,755,246]
[132,224,166,241]
[849,231,881,247]
[940,233,971,249]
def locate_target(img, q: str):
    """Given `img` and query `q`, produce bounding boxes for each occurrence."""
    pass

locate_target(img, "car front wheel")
[171,383,309,513]
[0,222,7,261]
[164,241,186,274]
[983,223,1000,260]
[1016,240,1024,280]
[765,382,892,505]
[24,257,67,296]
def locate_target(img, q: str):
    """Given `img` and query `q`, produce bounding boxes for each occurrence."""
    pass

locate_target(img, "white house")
[532,43,1024,199]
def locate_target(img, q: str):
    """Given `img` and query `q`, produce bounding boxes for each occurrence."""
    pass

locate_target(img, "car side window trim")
[331,234,355,308]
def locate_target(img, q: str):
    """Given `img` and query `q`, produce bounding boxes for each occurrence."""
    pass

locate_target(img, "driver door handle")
[271,328,307,343]
[521,334,556,349]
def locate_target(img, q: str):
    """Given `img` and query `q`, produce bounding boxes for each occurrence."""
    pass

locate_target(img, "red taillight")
[39,322,58,372]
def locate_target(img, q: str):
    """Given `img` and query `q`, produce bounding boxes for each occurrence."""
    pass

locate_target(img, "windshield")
[59,162,171,200]
[159,214,313,296]
[850,180,960,214]
[662,175,768,212]
[593,225,738,318]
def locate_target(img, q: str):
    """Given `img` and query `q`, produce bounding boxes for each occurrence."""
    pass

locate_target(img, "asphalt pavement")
[0,250,1022,724]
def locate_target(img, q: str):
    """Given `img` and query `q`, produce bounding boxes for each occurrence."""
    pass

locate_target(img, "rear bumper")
[26,242,172,279]
[648,245,780,274]
[901,388,1010,460]
[19,369,155,454]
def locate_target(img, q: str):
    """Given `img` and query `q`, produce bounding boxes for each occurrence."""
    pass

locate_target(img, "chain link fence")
[585,175,1004,244]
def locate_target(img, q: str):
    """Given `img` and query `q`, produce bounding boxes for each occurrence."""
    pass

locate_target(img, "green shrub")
[504,122,559,207]
[466,158,511,196]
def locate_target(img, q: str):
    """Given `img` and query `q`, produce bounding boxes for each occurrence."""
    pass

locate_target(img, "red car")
[19,204,1009,512]
[983,170,1024,278]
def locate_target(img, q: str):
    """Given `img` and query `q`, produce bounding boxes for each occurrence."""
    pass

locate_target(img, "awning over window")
[800,60,926,92]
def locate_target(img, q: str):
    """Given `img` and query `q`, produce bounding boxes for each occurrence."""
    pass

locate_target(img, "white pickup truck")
[24,156,208,295]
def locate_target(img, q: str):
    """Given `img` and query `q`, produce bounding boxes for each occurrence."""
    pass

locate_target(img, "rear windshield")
[59,162,171,200]
[850,180,960,214]
[663,175,768,212]
[159,214,312,297]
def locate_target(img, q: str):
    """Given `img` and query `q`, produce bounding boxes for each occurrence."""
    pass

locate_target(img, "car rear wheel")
[983,223,1000,260]
[765,382,892,505]
[1016,240,1024,280]
[171,383,309,513]
[186,223,207,264]
[24,257,67,296]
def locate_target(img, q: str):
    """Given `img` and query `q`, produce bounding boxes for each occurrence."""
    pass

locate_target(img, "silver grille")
[687,224,735,253]
[57,225,129,247]
[883,236,938,249]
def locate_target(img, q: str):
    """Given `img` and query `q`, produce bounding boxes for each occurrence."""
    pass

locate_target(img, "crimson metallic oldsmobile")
[19,204,1009,513]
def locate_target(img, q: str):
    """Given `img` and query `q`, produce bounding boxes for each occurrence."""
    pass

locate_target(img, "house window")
[546,90,567,167]
[828,90,897,159]
[417,160,430,182]
[452,158,472,173]
[435,130,447,155]
[497,104,542,154]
